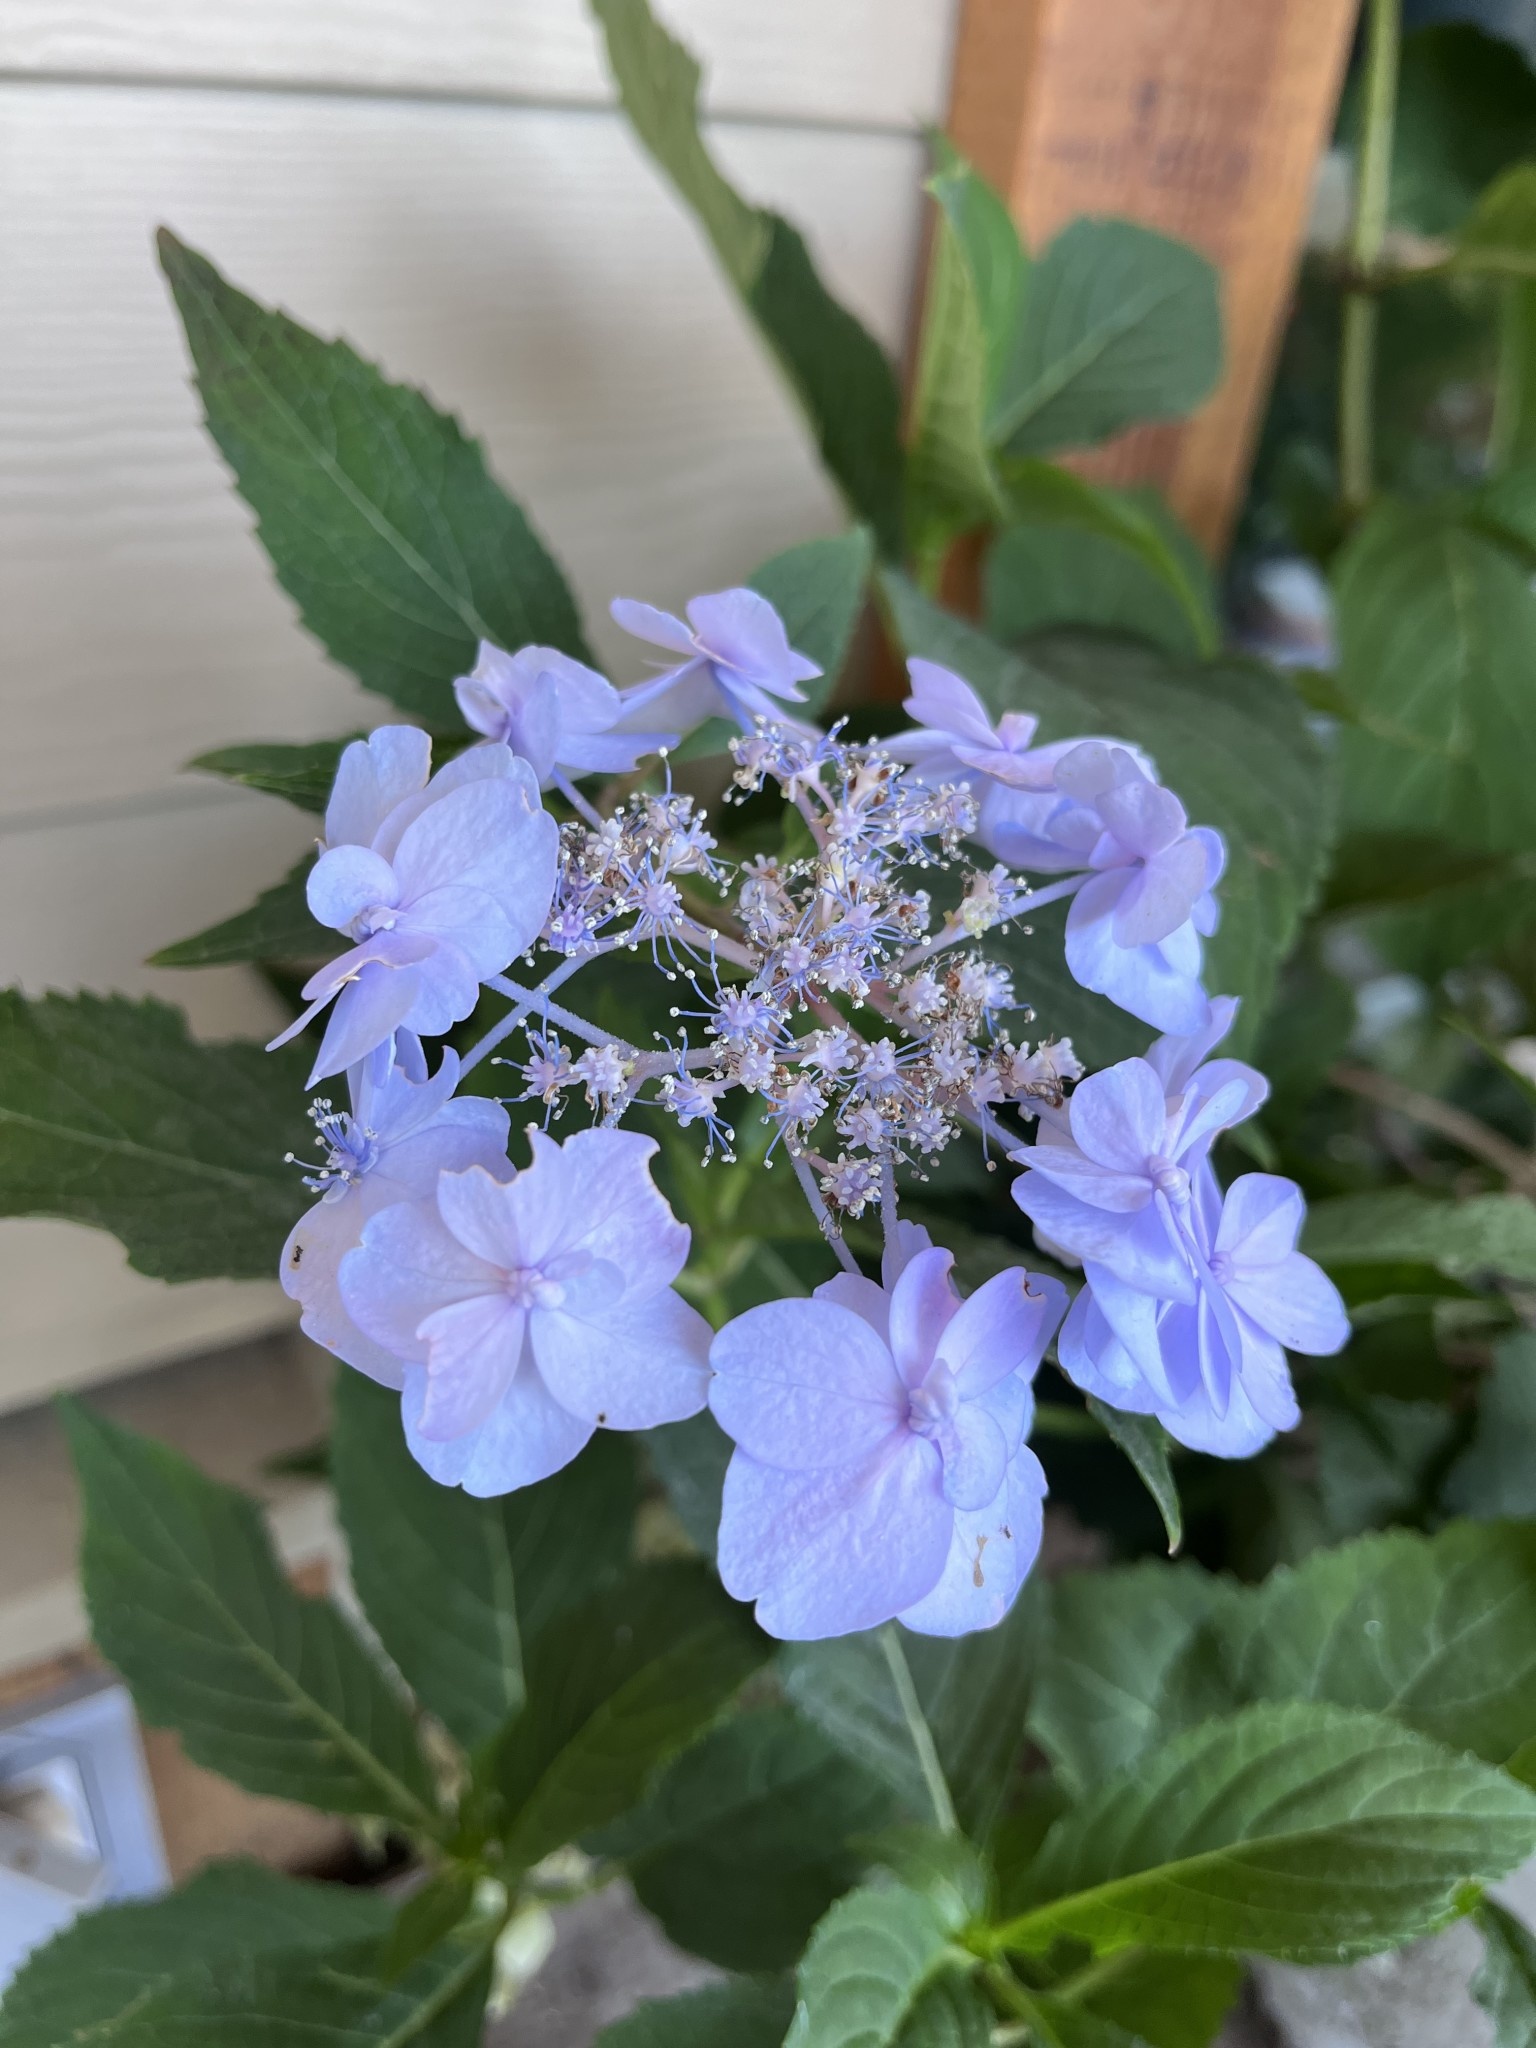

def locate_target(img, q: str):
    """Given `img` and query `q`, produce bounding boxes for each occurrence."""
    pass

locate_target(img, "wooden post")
[945,0,1361,553]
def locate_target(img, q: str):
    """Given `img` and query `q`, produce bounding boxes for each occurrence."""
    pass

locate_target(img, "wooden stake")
[945,0,1361,553]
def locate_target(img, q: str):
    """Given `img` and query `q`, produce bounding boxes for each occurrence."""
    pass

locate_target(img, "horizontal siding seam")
[0,65,929,139]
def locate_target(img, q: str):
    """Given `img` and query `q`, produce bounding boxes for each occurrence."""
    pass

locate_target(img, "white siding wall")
[0,1,957,1415]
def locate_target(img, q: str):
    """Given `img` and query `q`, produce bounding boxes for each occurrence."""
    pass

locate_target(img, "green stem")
[879,1623,959,1836]
[1339,0,1401,516]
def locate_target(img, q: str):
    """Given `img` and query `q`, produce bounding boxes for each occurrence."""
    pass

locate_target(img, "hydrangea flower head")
[338,1127,710,1494]
[610,587,820,730]
[889,661,1062,790]
[1059,1170,1349,1455]
[453,640,677,783]
[269,730,558,1084]
[281,1037,511,1386]
[1055,742,1225,1033]
[710,1230,1065,1639]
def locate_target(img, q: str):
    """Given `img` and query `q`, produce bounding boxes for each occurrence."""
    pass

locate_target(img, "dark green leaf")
[1023,1993,1147,2048]
[990,219,1221,458]
[593,0,903,554]
[1453,162,1536,279]
[749,529,874,715]
[1085,1401,1182,1554]
[642,1410,732,1559]
[1332,501,1536,856]
[1220,1520,1536,1765]
[331,1373,638,1753]
[1314,1396,1459,1537]
[1070,1952,1242,2048]
[1303,1189,1536,1287]
[0,991,309,1281]
[1031,1562,1238,1797]
[0,1861,388,2048]
[893,1975,993,2048]
[1492,279,1536,473]
[1474,1899,1536,2048]
[595,1978,798,2048]
[592,1704,895,1970]
[496,1560,763,1871]
[188,736,358,812]
[1384,25,1536,237]
[786,1884,960,2048]
[63,1402,439,1830]
[382,1869,477,1979]
[999,1701,1536,1962]
[882,582,1332,1048]
[159,230,588,723]
[1446,1332,1536,1518]
[783,1582,1044,1842]
[150,856,327,967]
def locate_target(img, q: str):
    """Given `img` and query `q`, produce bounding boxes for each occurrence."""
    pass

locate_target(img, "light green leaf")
[906,152,1014,557]
[749,529,874,715]
[150,857,326,967]
[63,1403,440,1831]
[590,1704,894,1971]
[1446,1332,1536,1517]
[782,1579,1044,1842]
[1221,1520,1536,1766]
[160,230,589,724]
[989,219,1221,458]
[1086,1401,1182,1555]
[593,0,903,555]
[998,1701,1536,1963]
[496,1561,763,1872]
[188,736,358,812]
[0,1862,388,2047]
[1474,1899,1536,2048]
[987,472,1217,659]
[881,581,1332,1049]
[1332,500,1536,855]
[595,1978,797,2048]
[1303,1189,1536,1287]
[1031,1562,1238,1798]
[858,1826,991,1934]
[1454,162,1536,277]
[0,991,309,1281]
[331,1373,638,1753]
[893,1975,993,2048]
[1023,1994,1148,2048]
[786,1885,961,2048]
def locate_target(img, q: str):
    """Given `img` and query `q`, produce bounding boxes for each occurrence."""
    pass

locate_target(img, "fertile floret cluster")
[274,587,1346,1642]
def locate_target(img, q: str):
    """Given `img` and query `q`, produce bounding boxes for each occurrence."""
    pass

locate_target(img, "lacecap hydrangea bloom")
[270,596,1342,1641]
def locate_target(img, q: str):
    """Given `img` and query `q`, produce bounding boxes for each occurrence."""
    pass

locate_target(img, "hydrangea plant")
[6,1,1536,2044]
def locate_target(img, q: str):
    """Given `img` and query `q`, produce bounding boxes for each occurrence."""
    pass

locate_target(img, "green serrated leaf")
[997,1701,1536,1963]
[989,219,1221,459]
[1023,1992,1149,2048]
[894,1974,993,2048]
[1303,1188,1536,1287]
[188,736,360,812]
[592,0,904,555]
[1030,1562,1239,1798]
[1068,1951,1242,2048]
[881,581,1332,1048]
[782,1579,1044,1843]
[1332,500,1536,856]
[63,1402,440,1831]
[1446,1332,1536,1518]
[786,1884,960,2048]
[591,1704,895,1971]
[151,856,326,967]
[0,990,309,1281]
[857,1825,991,1934]
[1474,1898,1536,2048]
[1221,1520,1536,1766]
[987,471,1217,660]
[331,1373,638,1754]
[159,230,588,723]
[1085,1401,1182,1555]
[0,1862,389,2047]
[594,1977,798,2048]
[496,1560,763,1872]
[749,529,874,715]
